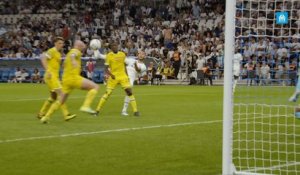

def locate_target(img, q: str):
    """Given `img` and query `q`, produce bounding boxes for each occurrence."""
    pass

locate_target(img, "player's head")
[54,37,64,51]
[109,41,119,53]
[235,48,241,53]
[74,40,86,52]
[137,50,145,61]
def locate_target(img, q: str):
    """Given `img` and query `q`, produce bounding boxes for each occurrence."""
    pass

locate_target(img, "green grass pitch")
[0,84,224,175]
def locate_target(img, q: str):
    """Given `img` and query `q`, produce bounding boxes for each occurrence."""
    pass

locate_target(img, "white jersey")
[93,50,106,60]
[233,53,243,76]
[125,56,146,84]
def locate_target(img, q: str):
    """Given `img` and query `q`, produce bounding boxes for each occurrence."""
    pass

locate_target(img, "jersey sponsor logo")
[113,57,123,61]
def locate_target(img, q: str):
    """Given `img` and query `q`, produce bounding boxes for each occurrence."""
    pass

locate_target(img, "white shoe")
[80,106,96,114]
[289,96,297,102]
[121,112,129,116]
[289,93,300,102]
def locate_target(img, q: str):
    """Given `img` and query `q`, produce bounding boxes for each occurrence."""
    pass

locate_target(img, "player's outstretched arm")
[93,50,106,60]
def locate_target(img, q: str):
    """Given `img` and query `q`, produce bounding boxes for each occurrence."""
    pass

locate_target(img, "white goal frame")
[222,0,235,174]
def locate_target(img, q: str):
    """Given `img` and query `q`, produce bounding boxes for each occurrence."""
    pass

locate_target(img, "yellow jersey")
[105,51,127,78]
[44,47,62,77]
[63,48,82,79]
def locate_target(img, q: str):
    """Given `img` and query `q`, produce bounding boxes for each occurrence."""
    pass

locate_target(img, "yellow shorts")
[106,76,131,90]
[62,76,84,94]
[44,74,62,92]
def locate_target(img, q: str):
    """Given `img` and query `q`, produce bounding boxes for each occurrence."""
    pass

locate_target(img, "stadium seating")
[0,0,299,86]
[1,70,9,82]
[92,70,104,83]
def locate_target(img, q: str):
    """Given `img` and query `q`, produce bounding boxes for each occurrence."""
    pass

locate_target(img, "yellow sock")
[129,95,138,112]
[39,97,54,115]
[60,103,70,117]
[45,101,61,119]
[96,97,107,111]
[96,90,112,111]
[82,89,97,108]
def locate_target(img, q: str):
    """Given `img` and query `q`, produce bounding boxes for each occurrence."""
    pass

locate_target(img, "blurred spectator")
[260,62,270,86]
[255,63,261,85]
[86,58,96,80]
[171,48,181,79]
[0,0,299,86]
[9,67,21,83]
[203,63,213,86]
[147,61,156,85]
[11,68,29,83]
[154,63,163,85]
[31,68,42,83]
[161,62,175,80]
[245,62,255,86]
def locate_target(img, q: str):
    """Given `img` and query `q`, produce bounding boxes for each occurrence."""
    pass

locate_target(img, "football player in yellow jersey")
[40,40,99,123]
[38,37,76,123]
[95,41,139,116]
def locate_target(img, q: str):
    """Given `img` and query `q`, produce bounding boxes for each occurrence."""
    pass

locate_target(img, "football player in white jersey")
[233,49,243,92]
[93,49,146,116]
[122,51,146,115]
[289,62,300,102]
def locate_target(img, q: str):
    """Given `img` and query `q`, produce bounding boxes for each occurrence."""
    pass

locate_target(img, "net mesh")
[233,103,300,174]
[233,0,300,174]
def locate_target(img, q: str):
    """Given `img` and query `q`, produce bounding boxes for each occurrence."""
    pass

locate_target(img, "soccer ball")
[89,39,101,50]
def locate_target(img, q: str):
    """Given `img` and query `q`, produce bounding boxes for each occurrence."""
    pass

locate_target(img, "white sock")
[292,91,300,99]
[233,79,237,92]
[122,96,130,113]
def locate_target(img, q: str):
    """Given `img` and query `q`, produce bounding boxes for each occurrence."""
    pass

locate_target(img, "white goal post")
[222,0,235,174]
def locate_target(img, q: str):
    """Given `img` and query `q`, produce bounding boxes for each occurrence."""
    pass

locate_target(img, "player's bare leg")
[289,78,300,102]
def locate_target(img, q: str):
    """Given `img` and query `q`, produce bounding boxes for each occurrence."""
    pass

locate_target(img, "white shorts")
[233,68,240,77]
[128,74,136,86]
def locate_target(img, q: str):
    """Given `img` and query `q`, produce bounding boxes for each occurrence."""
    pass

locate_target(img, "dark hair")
[109,41,118,49]
[54,37,64,43]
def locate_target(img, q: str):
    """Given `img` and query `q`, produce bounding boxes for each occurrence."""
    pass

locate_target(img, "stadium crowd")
[0,0,300,85]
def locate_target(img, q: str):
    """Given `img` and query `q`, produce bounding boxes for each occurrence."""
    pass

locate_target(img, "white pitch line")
[242,161,300,173]
[1,92,215,102]
[0,120,222,144]
[3,96,86,102]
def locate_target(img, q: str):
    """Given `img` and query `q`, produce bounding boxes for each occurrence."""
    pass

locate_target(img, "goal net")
[223,0,300,174]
